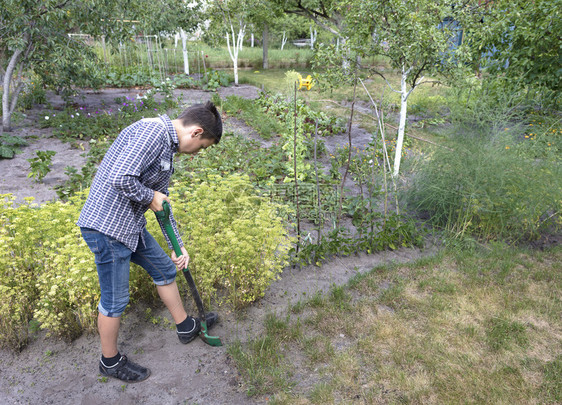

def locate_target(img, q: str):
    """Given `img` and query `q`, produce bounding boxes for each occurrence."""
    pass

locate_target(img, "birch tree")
[210,0,249,84]
[345,0,482,176]
[179,29,190,75]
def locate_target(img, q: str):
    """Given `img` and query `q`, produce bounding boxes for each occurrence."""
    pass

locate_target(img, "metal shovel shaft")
[155,202,222,347]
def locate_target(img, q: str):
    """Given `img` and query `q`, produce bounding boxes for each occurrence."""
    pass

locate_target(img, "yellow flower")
[505,146,510,149]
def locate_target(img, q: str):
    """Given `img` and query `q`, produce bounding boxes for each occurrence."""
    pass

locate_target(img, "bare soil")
[0,85,437,405]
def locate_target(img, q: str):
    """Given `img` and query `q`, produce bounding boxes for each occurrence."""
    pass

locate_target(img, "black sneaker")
[99,355,150,383]
[198,312,218,331]
[177,313,218,344]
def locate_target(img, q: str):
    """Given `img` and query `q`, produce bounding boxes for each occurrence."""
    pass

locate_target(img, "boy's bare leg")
[156,281,188,323]
[98,313,120,358]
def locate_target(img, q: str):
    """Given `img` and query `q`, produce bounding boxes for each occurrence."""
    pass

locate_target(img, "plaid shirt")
[77,114,183,252]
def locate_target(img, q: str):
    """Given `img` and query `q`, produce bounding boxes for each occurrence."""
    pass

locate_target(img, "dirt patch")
[0,85,438,405]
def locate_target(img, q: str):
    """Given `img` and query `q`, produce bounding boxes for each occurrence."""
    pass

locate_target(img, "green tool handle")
[154,201,182,257]
[154,201,208,324]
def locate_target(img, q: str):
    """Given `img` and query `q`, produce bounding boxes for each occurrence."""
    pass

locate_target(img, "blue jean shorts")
[80,227,177,317]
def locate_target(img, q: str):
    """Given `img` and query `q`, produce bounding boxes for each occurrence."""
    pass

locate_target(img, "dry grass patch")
[230,246,561,403]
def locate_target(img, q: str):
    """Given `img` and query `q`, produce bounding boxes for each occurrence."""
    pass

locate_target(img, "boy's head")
[173,101,223,154]
[177,101,223,144]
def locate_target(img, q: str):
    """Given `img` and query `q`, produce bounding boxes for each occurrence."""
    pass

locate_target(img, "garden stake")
[155,201,222,347]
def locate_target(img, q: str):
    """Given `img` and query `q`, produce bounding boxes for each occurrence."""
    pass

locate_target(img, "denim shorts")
[80,227,177,317]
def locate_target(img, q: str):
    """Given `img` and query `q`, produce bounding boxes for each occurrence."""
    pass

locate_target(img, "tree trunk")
[2,48,24,132]
[393,65,409,177]
[226,23,245,85]
[310,27,317,49]
[180,29,189,75]
[281,31,287,50]
[262,24,269,69]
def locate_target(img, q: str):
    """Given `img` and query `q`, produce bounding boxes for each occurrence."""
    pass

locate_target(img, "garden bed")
[0,85,434,404]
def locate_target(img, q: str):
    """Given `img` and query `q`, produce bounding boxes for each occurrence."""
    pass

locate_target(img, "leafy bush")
[18,78,47,110]
[200,69,232,91]
[0,173,292,347]
[255,91,346,137]
[0,134,28,159]
[102,68,155,88]
[27,150,56,182]
[406,131,562,242]
[164,173,293,308]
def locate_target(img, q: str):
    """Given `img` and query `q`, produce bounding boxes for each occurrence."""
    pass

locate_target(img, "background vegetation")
[0,0,560,402]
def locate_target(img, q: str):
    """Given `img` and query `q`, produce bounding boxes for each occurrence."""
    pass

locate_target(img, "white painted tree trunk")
[310,27,317,49]
[180,29,189,75]
[251,33,254,47]
[281,31,287,50]
[226,23,246,85]
[393,65,410,177]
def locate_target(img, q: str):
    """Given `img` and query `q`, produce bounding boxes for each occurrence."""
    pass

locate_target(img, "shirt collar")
[159,114,179,151]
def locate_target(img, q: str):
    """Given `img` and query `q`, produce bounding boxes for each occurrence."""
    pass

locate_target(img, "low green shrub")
[0,134,28,159]
[27,150,56,182]
[0,173,292,347]
[406,131,562,242]
[165,173,294,308]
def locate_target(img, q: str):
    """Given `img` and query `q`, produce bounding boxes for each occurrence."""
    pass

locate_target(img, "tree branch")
[368,69,402,94]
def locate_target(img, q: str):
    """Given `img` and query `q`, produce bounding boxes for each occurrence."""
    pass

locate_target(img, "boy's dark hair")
[177,101,223,144]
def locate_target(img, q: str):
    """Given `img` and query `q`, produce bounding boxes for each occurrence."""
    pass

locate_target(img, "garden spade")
[155,201,222,347]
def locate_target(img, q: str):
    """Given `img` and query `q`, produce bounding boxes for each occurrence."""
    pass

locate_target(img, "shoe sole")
[99,368,151,383]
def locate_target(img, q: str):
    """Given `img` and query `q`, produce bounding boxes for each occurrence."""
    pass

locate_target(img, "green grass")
[220,95,285,140]
[229,245,562,404]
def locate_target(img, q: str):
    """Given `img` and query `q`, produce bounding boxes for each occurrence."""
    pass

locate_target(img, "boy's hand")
[171,246,190,270]
[149,190,170,212]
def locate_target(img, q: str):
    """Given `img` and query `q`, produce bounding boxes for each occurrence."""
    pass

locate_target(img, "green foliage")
[0,193,97,347]
[294,213,423,267]
[406,129,562,242]
[102,68,155,88]
[27,150,56,182]
[513,112,562,163]
[255,91,345,138]
[163,173,294,308]
[200,70,232,91]
[0,134,28,159]
[0,173,292,347]
[463,0,561,100]
[17,77,47,110]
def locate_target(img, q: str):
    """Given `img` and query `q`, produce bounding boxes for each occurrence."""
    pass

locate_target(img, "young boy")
[77,101,222,383]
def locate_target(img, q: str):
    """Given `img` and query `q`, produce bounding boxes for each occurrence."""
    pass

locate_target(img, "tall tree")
[344,0,482,176]
[207,0,250,84]
[245,1,283,70]
[0,0,200,132]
